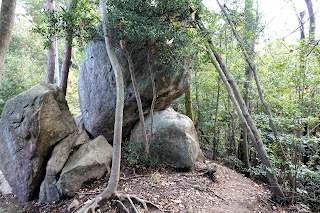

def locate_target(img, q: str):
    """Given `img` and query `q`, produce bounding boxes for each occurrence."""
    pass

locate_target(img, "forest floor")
[0,153,309,213]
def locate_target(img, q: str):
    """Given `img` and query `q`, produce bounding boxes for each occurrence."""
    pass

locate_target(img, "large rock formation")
[0,83,77,202]
[79,40,190,142]
[57,135,113,197]
[130,108,204,169]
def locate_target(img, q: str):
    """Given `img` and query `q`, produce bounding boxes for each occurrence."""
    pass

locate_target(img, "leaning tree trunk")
[121,44,149,153]
[206,47,285,202]
[77,0,125,212]
[192,8,285,201]
[217,0,295,193]
[45,0,55,84]
[0,0,17,87]
[147,47,156,144]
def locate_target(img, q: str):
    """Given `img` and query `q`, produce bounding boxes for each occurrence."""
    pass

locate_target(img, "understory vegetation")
[1,0,320,212]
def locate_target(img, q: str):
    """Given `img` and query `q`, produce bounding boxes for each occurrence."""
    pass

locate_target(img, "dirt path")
[116,160,301,213]
[0,159,306,212]
[202,161,271,213]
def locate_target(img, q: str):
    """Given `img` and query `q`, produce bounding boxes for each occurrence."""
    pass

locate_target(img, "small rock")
[172,199,182,204]
[0,170,12,194]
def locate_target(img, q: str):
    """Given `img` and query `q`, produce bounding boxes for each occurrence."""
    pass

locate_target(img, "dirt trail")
[0,160,305,212]
[116,160,300,213]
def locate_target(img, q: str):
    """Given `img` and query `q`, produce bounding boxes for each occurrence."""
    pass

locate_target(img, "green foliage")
[124,140,162,167]
[105,0,204,69]
[0,13,46,115]
[296,166,320,212]
[32,0,100,49]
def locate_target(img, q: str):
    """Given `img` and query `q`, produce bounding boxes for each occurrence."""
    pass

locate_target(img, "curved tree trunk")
[77,0,124,212]
[99,0,124,200]
[45,0,55,84]
[0,0,17,87]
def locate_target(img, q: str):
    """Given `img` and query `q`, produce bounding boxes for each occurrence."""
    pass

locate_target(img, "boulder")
[0,83,77,202]
[0,170,12,194]
[39,130,90,202]
[57,135,113,197]
[130,108,204,169]
[79,40,190,142]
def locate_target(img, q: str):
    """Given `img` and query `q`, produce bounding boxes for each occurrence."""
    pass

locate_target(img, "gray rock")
[74,113,85,131]
[0,170,12,194]
[79,40,190,142]
[130,108,203,169]
[39,130,90,202]
[0,83,77,202]
[57,135,113,197]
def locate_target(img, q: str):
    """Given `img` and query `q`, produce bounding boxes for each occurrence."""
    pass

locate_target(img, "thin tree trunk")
[206,47,285,201]
[192,9,285,200]
[217,0,295,193]
[0,0,17,87]
[305,0,315,42]
[77,0,125,211]
[45,0,55,84]
[147,48,156,143]
[239,0,255,170]
[290,0,305,39]
[185,84,194,122]
[99,0,124,198]
[194,69,202,132]
[121,45,149,153]
[212,79,220,160]
[59,0,76,96]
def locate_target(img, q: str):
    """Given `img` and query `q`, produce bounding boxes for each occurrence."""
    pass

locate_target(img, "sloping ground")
[0,159,307,213]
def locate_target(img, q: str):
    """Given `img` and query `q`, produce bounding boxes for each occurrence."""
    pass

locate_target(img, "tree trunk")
[305,0,315,42]
[77,0,125,211]
[185,84,194,122]
[206,47,285,201]
[99,0,124,199]
[59,0,75,96]
[147,48,156,144]
[0,0,17,87]
[238,0,255,170]
[122,44,149,153]
[212,79,220,160]
[193,7,285,200]
[45,0,55,84]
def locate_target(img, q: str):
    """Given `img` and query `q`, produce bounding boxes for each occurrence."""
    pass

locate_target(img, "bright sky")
[202,0,320,41]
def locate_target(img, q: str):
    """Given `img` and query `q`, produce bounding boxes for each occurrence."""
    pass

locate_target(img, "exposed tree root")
[196,167,217,182]
[117,194,164,213]
[76,192,165,213]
